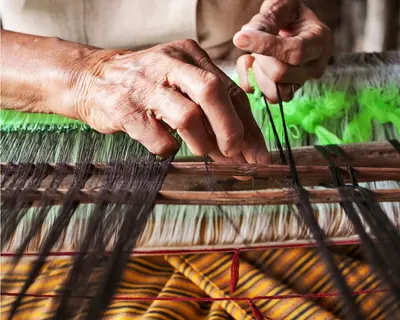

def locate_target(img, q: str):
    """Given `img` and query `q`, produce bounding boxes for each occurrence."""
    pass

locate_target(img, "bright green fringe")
[238,71,400,146]
[1,70,399,155]
[0,110,89,133]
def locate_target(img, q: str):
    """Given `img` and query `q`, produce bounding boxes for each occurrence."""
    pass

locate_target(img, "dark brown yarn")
[264,87,364,319]
[11,164,71,267]
[8,162,94,319]
[315,144,400,316]
[2,131,176,319]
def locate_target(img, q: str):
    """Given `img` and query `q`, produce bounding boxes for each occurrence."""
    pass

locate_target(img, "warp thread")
[315,143,400,304]
[263,87,365,319]
[2,132,175,320]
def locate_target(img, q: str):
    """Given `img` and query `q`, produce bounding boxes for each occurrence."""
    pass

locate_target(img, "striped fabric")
[1,246,398,319]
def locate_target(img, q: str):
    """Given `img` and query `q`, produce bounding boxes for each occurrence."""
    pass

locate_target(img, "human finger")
[234,29,324,65]
[187,49,269,164]
[151,87,216,157]
[122,108,179,157]
[206,151,253,180]
[252,60,294,103]
[170,41,269,164]
[229,85,270,164]
[167,62,244,158]
[236,54,255,93]
[252,54,309,84]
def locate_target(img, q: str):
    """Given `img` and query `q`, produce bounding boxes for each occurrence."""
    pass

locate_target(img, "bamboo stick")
[2,162,400,181]
[178,141,400,167]
[168,164,400,180]
[2,187,400,206]
[2,162,400,193]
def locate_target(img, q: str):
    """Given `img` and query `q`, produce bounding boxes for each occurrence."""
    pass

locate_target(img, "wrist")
[66,48,129,124]
[0,30,100,119]
[43,39,101,120]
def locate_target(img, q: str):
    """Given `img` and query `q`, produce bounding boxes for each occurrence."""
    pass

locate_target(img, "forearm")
[0,29,94,117]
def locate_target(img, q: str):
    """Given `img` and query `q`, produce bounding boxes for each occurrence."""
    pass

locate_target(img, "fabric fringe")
[4,181,398,253]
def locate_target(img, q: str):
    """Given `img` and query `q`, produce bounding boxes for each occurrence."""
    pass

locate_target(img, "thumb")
[233,30,302,65]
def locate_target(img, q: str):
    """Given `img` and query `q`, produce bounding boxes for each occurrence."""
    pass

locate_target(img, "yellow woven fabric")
[1,246,398,319]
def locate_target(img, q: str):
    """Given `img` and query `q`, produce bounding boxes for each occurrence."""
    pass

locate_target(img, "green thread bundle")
[232,71,399,149]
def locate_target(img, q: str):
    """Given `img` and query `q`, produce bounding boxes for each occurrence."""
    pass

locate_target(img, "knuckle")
[261,1,280,20]
[194,48,213,69]
[313,24,327,38]
[180,38,199,48]
[199,73,223,100]
[222,130,244,156]
[156,45,185,60]
[228,85,247,105]
[175,107,202,129]
[173,39,204,58]
[287,40,305,65]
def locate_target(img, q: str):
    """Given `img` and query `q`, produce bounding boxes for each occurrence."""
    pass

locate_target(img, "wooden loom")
[1,141,400,207]
[1,51,400,319]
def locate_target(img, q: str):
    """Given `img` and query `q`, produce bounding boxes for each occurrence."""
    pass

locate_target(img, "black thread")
[263,85,364,319]
[389,139,400,153]
[314,144,400,309]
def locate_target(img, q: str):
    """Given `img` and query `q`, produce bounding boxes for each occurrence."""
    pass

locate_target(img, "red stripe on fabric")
[249,300,266,320]
[1,239,361,257]
[230,250,240,294]
[1,288,389,302]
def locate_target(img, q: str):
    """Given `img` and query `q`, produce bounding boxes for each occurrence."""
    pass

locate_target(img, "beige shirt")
[0,0,263,60]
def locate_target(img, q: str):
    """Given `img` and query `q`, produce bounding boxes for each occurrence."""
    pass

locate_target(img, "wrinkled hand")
[233,0,333,103]
[71,40,268,163]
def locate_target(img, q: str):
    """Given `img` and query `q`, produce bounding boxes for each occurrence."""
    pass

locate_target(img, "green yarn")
[234,69,399,145]
[1,71,398,149]
[343,86,400,143]
[0,109,88,133]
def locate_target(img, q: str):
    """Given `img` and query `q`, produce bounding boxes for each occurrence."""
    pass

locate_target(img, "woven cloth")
[2,246,398,319]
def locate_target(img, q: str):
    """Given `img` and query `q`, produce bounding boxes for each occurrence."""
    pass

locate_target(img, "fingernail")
[235,35,250,49]
[256,148,270,164]
[234,175,253,181]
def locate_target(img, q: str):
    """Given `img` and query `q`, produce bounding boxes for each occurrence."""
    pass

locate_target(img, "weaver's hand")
[233,0,333,103]
[1,30,268,163]
[71,40,268,162]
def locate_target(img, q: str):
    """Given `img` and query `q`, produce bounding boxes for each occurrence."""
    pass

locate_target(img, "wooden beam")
[175,141,400,167]
[2,188,400,206]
